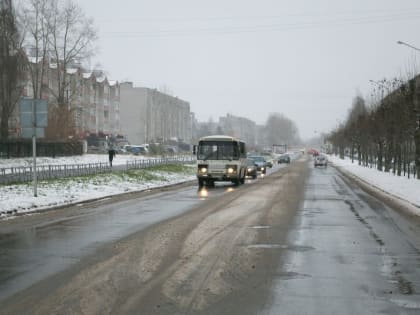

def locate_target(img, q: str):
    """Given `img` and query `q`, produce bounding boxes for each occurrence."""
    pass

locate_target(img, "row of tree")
[194,112,301,151]
[0,0,97,140]
[327,77,420,179]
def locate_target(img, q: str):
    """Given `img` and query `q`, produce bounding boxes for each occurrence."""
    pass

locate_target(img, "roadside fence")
[0,156,196,185]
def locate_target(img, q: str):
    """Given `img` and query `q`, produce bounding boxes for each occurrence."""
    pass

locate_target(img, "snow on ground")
[0,154,196,217]
[1,153,419,218]
[0,153,149,168]
[328,154,420,213]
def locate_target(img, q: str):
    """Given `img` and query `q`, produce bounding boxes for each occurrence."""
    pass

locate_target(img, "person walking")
[106,135,116,167]
[108,148,116,167]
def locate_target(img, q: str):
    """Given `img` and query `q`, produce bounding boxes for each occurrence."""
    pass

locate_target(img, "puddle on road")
[247,244,315,252]
[248,244,287,249]
[250,225,271,229]
[276,271,312,280]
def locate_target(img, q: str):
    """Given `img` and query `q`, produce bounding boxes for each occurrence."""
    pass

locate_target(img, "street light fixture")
[397,40,420,52]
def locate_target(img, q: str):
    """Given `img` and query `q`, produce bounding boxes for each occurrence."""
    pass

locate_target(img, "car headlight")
[200,167,207,173]
[261,167,265,170]
[227,167,234,174]
[247,167,252,172]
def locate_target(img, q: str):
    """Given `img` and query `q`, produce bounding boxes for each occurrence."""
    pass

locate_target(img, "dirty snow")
[1,154,419,218]
[328,155,420,213]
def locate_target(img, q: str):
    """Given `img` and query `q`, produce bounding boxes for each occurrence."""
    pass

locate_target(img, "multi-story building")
[14,58,121,140]
[218,113,257,148]
[120,82,191,145]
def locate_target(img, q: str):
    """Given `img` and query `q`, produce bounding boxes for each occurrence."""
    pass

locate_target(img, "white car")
[314,155,327,167]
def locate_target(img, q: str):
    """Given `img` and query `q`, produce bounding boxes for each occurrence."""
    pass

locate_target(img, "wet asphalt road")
[0,165,280,303]
[1,158,420,314]
[262,163,420,314]
[0,185,227,301]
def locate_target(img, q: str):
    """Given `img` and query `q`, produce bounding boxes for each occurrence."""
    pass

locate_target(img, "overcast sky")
[76,0,420,140]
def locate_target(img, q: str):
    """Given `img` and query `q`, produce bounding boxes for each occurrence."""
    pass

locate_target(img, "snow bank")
[329,155,420,212]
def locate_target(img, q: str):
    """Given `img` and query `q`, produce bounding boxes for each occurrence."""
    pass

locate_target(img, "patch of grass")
[0,163,194,188]
[123,169,166,181]
[145,163,195,174]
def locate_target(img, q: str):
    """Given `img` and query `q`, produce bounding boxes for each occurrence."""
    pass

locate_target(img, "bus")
[195,135,247,187]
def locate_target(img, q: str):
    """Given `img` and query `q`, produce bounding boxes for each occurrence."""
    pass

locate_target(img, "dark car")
[246,158,258,179]
[278,154,290,164]
[248,155,267,174]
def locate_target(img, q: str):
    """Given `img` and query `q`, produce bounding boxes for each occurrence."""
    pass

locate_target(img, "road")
[0,155,420,314]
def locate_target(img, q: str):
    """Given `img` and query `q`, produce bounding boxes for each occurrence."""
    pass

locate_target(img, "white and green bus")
[195,135,247,187]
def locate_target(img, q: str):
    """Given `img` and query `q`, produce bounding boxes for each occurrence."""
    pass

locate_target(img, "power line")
[100,11,420,38]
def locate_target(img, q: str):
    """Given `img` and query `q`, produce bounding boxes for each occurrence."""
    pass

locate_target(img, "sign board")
[19,98,48,128]
[21,127,45,138]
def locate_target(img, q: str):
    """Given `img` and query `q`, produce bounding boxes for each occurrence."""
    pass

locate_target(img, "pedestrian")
[108,148,116,167]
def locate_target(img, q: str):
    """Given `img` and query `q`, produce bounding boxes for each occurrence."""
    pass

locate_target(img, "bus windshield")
[198,141,239,160]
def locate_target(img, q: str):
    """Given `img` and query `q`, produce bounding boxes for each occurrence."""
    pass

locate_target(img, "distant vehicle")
[124,145,149,155]
[261,154,274,168]
[314,155,328,167]
[278,154,291,164]
[196,135,247,187]
[248,155,267,174]
[245,158,258,179]
[307,148,319,156]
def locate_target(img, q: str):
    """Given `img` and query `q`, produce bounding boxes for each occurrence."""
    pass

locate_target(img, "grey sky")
[76,0,420,140]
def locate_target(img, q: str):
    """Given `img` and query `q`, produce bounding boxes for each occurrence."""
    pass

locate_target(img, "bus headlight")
[198,164,208,174]
[225,165,237,174]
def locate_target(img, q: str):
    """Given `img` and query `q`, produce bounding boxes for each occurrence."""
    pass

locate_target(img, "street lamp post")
[397,40,420,52]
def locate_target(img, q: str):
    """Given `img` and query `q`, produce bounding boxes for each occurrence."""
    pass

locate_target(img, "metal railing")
[0,156,196,185]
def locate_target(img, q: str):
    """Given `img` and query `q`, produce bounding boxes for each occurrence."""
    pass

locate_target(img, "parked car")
[278,154,291,164]
[314,155,328,167]
[246,158,258,179]
[248,155,267,174]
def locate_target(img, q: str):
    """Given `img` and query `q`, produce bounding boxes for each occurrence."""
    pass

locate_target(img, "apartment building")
[120,82,192,145]
[13,59,121,140]
[219,113,257,147]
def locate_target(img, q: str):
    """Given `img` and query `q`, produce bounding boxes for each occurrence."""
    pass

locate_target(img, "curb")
[331,162,420,217]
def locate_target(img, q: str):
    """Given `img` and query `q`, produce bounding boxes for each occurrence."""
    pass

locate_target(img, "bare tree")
[264,113,300,147]
[0,0,26,139]
[21,0,52,101]
[22,0,97,139]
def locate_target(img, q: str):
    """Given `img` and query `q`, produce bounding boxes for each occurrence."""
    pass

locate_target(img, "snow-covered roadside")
[328,155,420,214]
[0,164,196,218]
[0,154,156,168]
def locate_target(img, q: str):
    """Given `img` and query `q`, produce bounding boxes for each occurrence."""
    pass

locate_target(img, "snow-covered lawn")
[0,159,196,217]
[0,153,154,168]
[328,155,420,213]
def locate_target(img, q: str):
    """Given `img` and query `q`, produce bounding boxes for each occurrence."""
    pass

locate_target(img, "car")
[248,155,267,174]
[314,155,328,167]
[278,154,291,164]
[261,154,274,168]
[245,158,258,179]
